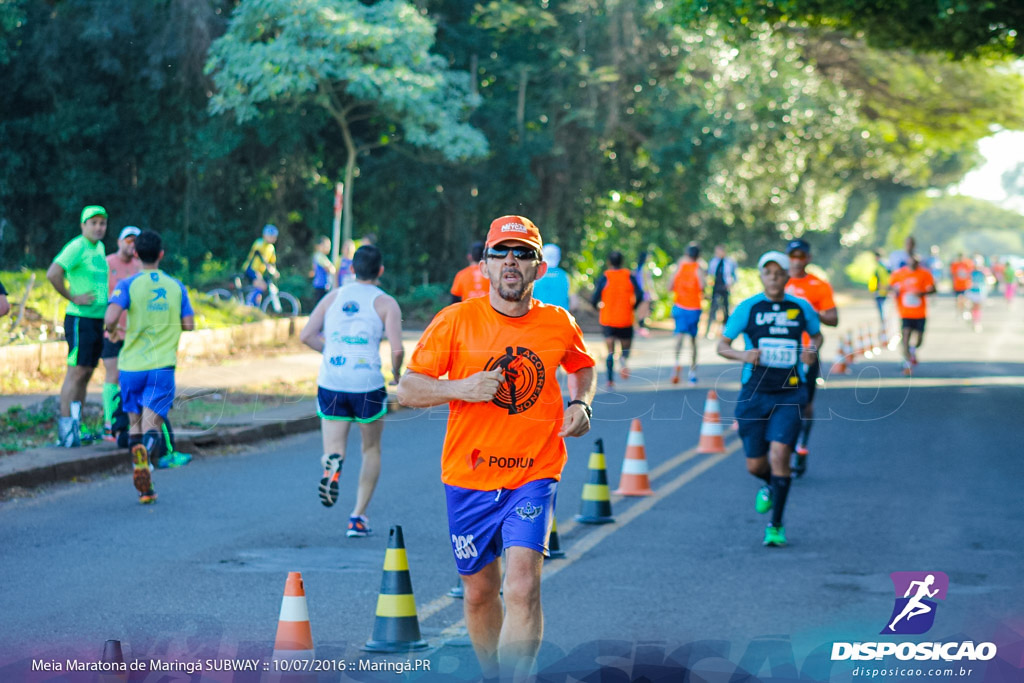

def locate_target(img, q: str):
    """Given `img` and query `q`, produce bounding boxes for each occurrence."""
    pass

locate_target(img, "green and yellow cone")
[362,525,428,652]
[574,438,615,524]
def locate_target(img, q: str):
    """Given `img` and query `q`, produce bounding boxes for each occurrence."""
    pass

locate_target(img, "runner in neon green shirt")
[46,205,110,447]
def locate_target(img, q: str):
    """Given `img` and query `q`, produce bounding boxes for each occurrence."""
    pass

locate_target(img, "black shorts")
[65,315,105,368]
[101,337,124,360]
[601,325,634,341]
[901,317,926,334]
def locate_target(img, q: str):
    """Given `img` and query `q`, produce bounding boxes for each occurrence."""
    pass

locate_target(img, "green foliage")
[908,195,1024,257]
[844,251,878,289]
[674,0,1024,59]
[394,282,448,324]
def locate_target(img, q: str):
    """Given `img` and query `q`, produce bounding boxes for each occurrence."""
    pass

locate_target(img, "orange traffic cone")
[697,390,726,454]
[575,438,615,524]
[272,572,315,662]
[363,526,428,652]
[831,335,849,375]
[613,419,653,496]
[546,517,566,559]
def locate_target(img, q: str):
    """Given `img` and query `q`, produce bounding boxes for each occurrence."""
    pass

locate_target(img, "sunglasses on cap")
[486,245,540,261]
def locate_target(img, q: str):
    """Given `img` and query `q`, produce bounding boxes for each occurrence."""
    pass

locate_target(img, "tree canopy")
[1,0,1022,309]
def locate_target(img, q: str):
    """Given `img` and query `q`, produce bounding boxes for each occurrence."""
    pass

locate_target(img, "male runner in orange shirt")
[950,253,973,321]
[590,250,643,387]
[890,255,936,375]
[450,241,489,303]
[783,239,838,478]
[398,215,596,682]
[669,243,705,385]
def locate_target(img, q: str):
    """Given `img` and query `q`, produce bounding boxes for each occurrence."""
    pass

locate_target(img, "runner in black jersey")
[717,251,823,547]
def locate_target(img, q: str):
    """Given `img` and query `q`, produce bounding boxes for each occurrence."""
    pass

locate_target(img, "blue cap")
[786,238,811,255]
[262,224,279,237]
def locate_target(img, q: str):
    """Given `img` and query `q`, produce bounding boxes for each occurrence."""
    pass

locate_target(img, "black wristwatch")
[567,399,592,420]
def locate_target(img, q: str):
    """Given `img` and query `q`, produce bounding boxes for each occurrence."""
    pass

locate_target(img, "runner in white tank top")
[318,281,386,393]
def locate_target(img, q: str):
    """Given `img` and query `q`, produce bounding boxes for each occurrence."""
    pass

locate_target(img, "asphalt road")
[2,295,1022,682]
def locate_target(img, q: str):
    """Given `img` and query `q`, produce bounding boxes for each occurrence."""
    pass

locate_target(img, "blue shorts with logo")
[735,385,808,459]
[671,306,701,336]
[317,386,387,423]
[120,367,176,419]
[445,478,557,575]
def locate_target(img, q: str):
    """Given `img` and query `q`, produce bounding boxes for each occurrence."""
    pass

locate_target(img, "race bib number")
[758,337,798,368]
[901,292,922,308]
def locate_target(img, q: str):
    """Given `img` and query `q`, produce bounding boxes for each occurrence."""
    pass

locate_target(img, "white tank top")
[318,282,386,393]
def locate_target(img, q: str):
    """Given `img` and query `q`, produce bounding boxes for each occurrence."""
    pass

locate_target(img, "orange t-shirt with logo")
[407,297,595,490]
[672,261,703,310]
[890,266,935,319]
[599,269,636,327]
[950,259,972,291]
[450,264,489,300]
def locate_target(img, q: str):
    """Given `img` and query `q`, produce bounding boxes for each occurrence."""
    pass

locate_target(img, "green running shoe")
[763,525,787,547]
[156,451,193,469]
[755,485,773,514]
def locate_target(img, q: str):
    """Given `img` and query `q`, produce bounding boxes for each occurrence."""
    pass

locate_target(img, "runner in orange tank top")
[398,215,596,681]
[669,243,705,385]
[590,250,644,387]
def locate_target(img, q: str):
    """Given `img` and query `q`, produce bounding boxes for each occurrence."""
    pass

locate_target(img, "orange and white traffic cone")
[697,390,726,454]
[613,418,654,496]
[831,335,849,375]
[272,572,315,663]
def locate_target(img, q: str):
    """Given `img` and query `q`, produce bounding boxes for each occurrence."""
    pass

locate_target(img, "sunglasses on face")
[486,245,539,261]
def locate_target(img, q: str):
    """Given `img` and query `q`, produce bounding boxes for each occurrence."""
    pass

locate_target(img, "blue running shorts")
[317,386,388,423]
[445,478,558,575]
[734,385,808,459]
[120,367,176,419]
[671,305,701,336]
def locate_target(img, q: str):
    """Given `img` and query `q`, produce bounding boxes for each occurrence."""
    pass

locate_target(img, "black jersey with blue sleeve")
[722,293,820,392]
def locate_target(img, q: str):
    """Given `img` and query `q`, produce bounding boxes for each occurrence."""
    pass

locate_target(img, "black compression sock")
[770,475,791,527]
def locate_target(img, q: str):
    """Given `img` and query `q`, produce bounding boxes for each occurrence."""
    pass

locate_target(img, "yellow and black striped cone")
[546,517,566,559]
[574,438,615,524]
[362,525,428,652]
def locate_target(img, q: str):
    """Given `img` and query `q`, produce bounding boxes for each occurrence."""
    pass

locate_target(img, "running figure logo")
[484,346,545,415]
[881,571,949,635]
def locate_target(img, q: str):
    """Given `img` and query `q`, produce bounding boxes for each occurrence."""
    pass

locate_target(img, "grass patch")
[0,400,103,455]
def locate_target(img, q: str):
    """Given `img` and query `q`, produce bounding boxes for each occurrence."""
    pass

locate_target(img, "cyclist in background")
[244,224,280,305]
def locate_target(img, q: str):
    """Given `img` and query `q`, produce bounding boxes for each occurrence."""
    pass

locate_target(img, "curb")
[0,415,320,494]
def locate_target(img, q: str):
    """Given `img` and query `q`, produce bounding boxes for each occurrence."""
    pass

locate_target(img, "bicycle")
[205,274,301,317]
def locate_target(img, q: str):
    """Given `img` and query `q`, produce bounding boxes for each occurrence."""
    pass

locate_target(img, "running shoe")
[792,447,808,478]
[638,327,650,338]
[605,379,615,389]
[347,515,371,538]
[755,485,773,514]
[156,451,193,469]
[901,361,912,376]
[763,525,787,547]
[102,425,116,442]
[319,454,343,507]
[688,370,698,385]
[132,444,157,504]
[670,366,681,385]
[621,366,631,380]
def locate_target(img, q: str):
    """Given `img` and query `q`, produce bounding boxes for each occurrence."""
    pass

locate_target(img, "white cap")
[118,226,141,241]
[757,251,789,270]
[542,243,561,267]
